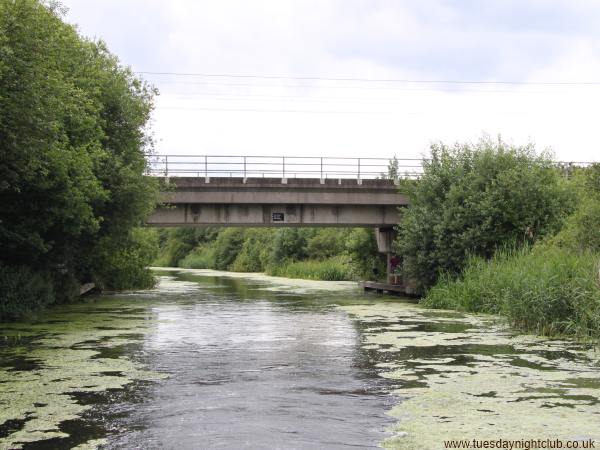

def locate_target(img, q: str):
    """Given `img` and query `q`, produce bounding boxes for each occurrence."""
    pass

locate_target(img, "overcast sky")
[62,0,600,163]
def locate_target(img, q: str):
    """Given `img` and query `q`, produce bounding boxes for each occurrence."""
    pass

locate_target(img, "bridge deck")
[148,177,407,227]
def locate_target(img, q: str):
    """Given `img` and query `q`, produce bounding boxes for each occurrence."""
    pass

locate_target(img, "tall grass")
[423,246,600,340]
[266,257,354,281]
[179,245,216,269]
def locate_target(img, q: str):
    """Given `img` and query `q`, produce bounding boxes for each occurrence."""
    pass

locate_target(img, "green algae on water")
[0,299,165,450]
[340,303,600,450]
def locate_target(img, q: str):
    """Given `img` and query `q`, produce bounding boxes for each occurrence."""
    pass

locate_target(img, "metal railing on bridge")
[145,154,424,180]
[145,154,596,180]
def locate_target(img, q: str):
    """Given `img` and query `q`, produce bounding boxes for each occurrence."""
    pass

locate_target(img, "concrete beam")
[147,204,401,227]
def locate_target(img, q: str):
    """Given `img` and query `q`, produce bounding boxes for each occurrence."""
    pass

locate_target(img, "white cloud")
[62,0,600,164]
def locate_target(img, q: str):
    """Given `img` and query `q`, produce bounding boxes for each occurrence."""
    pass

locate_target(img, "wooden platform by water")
[361,281,419,298]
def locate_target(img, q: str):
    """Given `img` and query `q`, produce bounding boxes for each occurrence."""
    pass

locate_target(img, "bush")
[153,226,384,281]
[396,137,574,292]
[213,228,247,270]
[423,246,600,339]
[91,228,158,290]
[270,228,309,264]
[552,197,600,253]
[179,245,216,269]
[550,163,600,253]
[0,264,55,321]
[306,229,349,260]
[0,1,158,318]
[230,229,273,272]
[154,228,219,267]
[345,228,386,280]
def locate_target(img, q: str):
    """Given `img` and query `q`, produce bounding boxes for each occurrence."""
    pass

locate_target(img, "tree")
[231,229,274,272]
[156,228,219,267]
[386,156,399,181]
[306,228,349,260]
[551,163,600,253]
[213,228,247,270]
[345,228,385,279]
[270,228,308,264]
[0,0,158,318]
[395,137,574,292]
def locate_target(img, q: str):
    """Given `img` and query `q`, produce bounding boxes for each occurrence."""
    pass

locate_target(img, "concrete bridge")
[147,177,408,228]
[146,154,413,232]
[146,154,412,230]
[147,175,408,288]
[144,154,595,294]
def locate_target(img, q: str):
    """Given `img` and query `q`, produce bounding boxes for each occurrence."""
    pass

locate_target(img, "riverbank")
[423,246,600,342]
[393,144,600,343]
[0,2,158,322]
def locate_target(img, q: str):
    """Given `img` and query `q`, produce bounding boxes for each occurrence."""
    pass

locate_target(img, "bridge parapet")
[146,154,423,180]
[146,154,595,181]
[159,177,407,206]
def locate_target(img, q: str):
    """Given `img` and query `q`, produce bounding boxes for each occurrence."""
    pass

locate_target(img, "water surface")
[1,269,599,449]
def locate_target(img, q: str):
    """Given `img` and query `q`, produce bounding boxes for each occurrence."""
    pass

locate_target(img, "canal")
[1,269,599,449]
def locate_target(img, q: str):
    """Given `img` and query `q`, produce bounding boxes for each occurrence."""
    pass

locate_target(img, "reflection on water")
[108,276,397,449]
[0,269,599,450]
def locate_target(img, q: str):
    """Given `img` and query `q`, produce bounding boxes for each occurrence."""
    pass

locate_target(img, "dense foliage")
[395,138,573,291]
[421,160,600,340]
[550,164,600,253]
[0,1,158,319]
[157,227,384,281]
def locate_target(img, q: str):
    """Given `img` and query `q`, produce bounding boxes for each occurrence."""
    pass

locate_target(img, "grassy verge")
[423,246,600,340]
[266,257,354,281]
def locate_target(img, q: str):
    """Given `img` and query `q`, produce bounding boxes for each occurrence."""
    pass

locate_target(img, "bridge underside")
[148,203,400,227]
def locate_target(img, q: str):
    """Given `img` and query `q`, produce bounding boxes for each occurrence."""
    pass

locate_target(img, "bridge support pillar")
[375,227,398,284]
[375,227,396,253]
